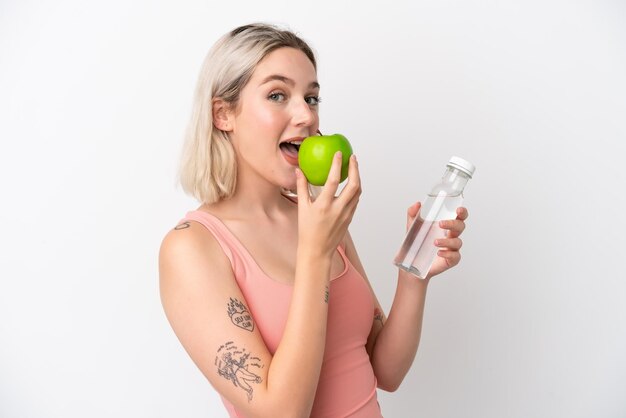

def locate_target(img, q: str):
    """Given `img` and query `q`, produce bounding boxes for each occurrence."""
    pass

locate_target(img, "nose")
[291,99,317,127]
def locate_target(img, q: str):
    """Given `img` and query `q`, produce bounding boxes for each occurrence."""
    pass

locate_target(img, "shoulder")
[160,219,217,261]
[159,218,233,290]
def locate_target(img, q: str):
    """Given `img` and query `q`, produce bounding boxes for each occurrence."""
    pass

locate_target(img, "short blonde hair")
[178,23,317,204]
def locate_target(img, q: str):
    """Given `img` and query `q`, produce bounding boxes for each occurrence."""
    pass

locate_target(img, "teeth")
[287,140,303,145]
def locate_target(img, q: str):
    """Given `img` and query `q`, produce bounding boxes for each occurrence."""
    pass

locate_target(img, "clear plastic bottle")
[393,156,475,279]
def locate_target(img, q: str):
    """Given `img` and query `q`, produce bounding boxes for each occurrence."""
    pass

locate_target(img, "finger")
[435,237,463,251]
[456,207,469,221]
[340,202,359,230]
[320,151,343,200]
[338,154,361,204]
[408,201,421,218]
[295,168,311,207]
[439,219,465,238]
[406,201,421,229]
[342,190,361,223]
[338,158,362,217]
[436,250,461,267]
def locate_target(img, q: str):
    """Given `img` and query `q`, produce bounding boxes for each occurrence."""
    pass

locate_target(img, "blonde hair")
[178,23,317,204]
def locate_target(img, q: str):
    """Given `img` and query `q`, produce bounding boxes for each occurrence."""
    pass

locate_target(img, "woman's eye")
[306,96,322,106]
[268,92,285,102]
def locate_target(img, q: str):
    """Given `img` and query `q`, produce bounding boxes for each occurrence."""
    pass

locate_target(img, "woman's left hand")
[426,206,469,279]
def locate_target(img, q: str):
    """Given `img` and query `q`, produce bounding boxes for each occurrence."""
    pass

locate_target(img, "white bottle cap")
[447,156,475,178]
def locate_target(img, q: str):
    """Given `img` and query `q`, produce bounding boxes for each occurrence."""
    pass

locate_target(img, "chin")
[278,171,298,191]
[281,181,297,193]
[278,178,298,196]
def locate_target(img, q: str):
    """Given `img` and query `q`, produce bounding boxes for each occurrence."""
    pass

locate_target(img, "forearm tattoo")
[215,341,264,401]
[227,297,254,332]
[324,285,329,303]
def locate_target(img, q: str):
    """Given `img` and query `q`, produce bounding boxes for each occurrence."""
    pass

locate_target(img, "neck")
[207,168,295,222]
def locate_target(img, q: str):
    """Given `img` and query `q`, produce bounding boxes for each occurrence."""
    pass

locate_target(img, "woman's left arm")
[344,203,469,392]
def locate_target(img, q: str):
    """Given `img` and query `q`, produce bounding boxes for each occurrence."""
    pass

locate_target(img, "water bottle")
[393,156,475,279]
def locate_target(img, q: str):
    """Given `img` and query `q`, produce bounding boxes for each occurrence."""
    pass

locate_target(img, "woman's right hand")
[295,151,361,259]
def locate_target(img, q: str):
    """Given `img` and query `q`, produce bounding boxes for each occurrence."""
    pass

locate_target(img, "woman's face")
[226,47,320,192]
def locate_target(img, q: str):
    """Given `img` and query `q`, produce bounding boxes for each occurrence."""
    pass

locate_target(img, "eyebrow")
[259,74,320,90]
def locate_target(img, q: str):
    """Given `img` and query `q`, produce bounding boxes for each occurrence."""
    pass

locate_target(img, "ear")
[212,98,234,132]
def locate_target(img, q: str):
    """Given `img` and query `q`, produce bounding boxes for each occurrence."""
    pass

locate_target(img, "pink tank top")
[182,210,383,418]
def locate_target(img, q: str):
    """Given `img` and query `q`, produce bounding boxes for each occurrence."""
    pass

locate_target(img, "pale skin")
[159,47,468,417]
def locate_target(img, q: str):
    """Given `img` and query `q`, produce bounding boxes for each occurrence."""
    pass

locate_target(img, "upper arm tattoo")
[227,297,254,332]
[216,341,264,401]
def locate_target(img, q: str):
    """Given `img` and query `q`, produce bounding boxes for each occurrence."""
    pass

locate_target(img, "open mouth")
[279,139,303,157]
[279,138,304,166]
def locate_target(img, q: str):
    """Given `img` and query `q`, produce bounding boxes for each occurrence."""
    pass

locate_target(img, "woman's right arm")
[159,152,360,418]
[159,222,327,418]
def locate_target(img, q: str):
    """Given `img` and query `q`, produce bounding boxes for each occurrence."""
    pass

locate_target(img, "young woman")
[159,23,468,418]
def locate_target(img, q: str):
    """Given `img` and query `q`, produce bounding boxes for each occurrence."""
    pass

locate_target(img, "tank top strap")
[180,210,350,285]
[180,210,256,280]
[337,238,347,255]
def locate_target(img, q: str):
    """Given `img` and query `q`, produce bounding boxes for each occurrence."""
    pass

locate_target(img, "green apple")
[298,133,353,186]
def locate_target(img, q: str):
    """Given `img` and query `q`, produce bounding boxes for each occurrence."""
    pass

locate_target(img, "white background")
[1,0,625,417]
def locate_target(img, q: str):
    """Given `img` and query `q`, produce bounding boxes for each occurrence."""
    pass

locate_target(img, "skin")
[159,46,468,417]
